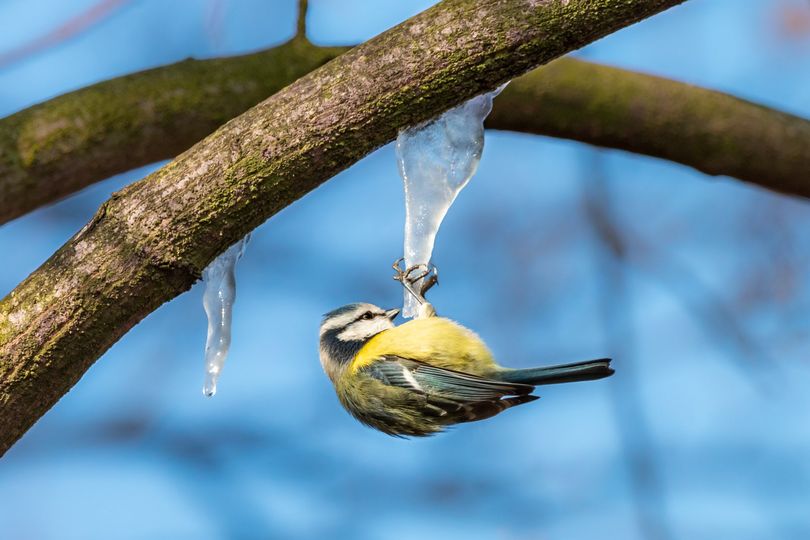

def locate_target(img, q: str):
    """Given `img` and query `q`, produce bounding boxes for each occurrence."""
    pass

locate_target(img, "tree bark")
[1,2,807,225]
[1,0,685,455]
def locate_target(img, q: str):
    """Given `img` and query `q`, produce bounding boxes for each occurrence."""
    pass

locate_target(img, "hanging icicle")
[201,234,249,397]
[396,84,507,318]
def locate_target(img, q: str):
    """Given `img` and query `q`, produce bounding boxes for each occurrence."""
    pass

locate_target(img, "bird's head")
[319,303,400,382]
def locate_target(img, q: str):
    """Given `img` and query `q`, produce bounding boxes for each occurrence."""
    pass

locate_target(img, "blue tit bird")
[318,263,614,437]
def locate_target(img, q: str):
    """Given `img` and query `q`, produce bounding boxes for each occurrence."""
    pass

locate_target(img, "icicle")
[201,234,249,397]
[396,84,507,318]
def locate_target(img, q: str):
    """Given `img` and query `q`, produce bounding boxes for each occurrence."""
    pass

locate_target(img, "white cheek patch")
[336,323,366,341]
[337,318,393,342]
[320,312,360,334]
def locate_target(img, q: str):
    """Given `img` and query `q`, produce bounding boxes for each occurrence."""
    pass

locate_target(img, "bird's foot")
[392,257,439,305]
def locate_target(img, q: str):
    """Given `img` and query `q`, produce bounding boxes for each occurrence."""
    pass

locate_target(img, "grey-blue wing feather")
[367,356,534,402]
[361,356,539,431]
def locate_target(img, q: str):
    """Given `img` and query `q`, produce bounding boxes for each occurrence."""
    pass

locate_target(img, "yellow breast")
[350,316,498,375]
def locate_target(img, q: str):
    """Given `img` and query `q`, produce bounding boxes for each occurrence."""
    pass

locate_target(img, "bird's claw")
[392,257,439,305]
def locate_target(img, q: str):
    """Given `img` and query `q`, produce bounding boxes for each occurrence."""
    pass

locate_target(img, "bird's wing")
[365,356,534,403]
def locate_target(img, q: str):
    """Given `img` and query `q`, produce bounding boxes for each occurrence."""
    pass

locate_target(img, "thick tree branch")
[1,0,686,455]
[2,4,808,225]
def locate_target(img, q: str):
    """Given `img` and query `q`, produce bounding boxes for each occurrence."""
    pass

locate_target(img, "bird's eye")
[361,311,373,320]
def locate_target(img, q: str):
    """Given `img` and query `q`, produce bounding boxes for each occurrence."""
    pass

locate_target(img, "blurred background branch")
[296,0,308,40]
[582,153,674,540]
[0,0,131,70]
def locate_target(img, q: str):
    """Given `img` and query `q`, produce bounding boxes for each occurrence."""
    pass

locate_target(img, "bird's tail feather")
[497,358,613,386]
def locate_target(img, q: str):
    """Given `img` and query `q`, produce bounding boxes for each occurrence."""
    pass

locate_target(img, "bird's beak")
[385,308,400,320]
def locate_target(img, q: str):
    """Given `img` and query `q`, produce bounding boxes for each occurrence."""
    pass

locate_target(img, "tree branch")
[0,0,132,70]
[296,0,308,40]
[489,58,810,197]
[2,2,807,225]
[0,39,346,224]
[1,0,686,455]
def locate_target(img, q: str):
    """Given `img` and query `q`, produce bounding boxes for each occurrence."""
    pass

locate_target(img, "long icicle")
[201,234,249,396]
[396,85,506,318]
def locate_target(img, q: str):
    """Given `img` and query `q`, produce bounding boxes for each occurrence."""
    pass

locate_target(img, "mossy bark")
[0,0,687,455]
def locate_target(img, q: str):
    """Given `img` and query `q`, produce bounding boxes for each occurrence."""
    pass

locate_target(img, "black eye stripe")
[353,310,382,323]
